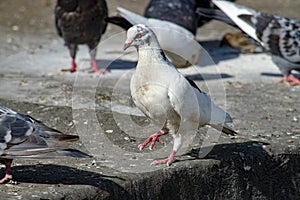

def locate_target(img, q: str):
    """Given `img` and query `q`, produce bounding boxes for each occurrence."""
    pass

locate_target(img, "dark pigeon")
[55,0,108,73]
[0,105,91,183]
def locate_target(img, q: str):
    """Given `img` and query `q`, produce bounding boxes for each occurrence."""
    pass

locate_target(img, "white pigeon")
[124,24,236,166]
[108,7,202,68]
[198,0,300,85]
[0,105,91,183]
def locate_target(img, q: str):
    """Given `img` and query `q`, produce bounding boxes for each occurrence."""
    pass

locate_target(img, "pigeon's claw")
[88,60,109,74]
[0,174,12,184]
[138,130,165,151]
[150,150,176,166]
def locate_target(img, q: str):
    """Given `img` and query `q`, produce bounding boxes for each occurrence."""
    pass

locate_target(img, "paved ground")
[0,0,299,199]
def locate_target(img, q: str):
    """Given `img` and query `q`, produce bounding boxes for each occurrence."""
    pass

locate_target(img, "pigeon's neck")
[137,46,169,66]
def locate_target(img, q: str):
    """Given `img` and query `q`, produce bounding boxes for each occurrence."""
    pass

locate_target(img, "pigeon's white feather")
[118,7,201,68]
[117,7,148,25]
[126,24,236,165]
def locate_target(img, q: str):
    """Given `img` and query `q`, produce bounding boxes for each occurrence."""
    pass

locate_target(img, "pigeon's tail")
[209,123,237,136]
[196,7,237,28]
[57,148,92,158]
[30,116,80,142]
[106,16,133,30]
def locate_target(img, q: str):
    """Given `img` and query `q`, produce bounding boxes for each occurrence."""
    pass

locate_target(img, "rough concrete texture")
[0,0,299,199]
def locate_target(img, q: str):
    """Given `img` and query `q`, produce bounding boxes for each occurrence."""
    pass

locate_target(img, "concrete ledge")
[0,98,299,199]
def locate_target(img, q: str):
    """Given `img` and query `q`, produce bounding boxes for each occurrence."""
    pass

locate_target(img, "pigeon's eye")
[136,33,142,38]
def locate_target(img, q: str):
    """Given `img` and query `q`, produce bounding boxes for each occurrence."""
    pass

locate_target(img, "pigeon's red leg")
[88,60,109,74]
[138,130,165,151]
[61,59,77,73]
[0,159,12,184]
[151,150,177,166]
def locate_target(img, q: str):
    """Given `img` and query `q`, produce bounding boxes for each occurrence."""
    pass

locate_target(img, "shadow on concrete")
[261,72,283,77]
[199,40,240,64]
[95,59,136,70]
[186,141,299,199]
[185,73,233,81]
[8,164,129,197]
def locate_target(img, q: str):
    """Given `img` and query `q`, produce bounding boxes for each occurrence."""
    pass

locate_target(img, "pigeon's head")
[124,24,157,50]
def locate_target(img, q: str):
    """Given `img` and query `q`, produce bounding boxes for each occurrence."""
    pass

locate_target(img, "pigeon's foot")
[280,75,300,86]
[151,150,176,166]
[0,174,12,184]
[138,130,165,151]
[88,61,110,74]
[61,60,77,73]
[88,67,109,74]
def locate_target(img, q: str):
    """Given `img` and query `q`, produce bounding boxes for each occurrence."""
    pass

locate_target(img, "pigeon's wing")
[239,13,300,64]
[0,105,86,159]
[187,78,233,125]
[168,76,236,135]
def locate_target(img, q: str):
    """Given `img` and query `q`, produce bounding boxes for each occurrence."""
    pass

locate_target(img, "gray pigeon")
[197,0,300,85]
[124,24,236,166]
[55,0,108,73]
[144,0,198,34]
[0,105,91,183]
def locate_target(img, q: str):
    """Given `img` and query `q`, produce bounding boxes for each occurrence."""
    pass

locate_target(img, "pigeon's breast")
[131,82,174,122]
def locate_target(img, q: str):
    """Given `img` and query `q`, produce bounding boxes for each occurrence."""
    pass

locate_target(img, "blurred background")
[0,0,300,60]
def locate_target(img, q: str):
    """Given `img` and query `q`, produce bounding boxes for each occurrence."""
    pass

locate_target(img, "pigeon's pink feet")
[88,60,109,74]
[138,130,165,151]
[151,150,177,166]
[0,160,12,184]
[62,59,77,73]
[280,75,300,86]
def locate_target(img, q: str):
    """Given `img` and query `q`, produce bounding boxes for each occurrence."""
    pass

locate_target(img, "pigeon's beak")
[123,39,132,50]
